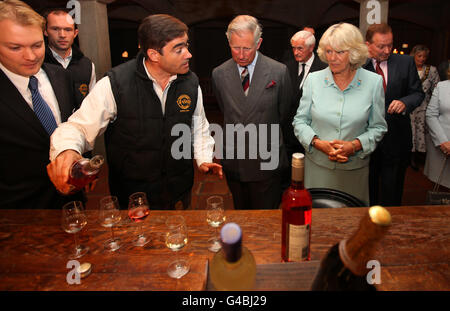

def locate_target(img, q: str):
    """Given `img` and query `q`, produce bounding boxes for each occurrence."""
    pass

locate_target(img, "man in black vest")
[47,14,222,210]
[44,9,95,108]
[0,0,83,209]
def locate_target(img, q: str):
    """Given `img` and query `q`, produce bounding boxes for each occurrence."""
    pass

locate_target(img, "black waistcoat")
[0,63,84,209]
[105,53,198,208]
[44,45,93,108]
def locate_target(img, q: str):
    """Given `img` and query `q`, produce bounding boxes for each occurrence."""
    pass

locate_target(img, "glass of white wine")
[62,201,89,259]
[206,196,226,252]
[165,215,190,279]
[99,195,121,252]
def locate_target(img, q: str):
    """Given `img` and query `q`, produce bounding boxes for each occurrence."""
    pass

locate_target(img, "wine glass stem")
[74,232,80,252]
[110,226,115,240]
[215,227,218,241]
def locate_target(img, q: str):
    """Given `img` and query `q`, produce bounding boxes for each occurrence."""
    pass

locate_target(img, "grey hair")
[225,15,262,46]
[291,30,315,47]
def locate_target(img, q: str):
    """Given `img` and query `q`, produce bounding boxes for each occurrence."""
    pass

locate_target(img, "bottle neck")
[339,209,390,276]
[85,155,104,173]
[291,165,304,189]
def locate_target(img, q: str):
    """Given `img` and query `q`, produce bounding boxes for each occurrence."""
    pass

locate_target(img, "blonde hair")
[0,0,45,31]
[317,23,368,69]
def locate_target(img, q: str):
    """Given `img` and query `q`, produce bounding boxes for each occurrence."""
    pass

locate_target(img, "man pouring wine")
[47,14,222,209]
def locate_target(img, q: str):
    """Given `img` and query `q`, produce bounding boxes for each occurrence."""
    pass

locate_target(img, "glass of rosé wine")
[128,192,150,247]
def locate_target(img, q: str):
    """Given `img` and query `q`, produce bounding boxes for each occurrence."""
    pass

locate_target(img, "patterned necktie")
[241,66,249,96]
[28,76,58,135]
[375,61,387,92]
[297,63,306,89]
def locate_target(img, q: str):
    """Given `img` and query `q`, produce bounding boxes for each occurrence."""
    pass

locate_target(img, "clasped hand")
[315,139,355,163]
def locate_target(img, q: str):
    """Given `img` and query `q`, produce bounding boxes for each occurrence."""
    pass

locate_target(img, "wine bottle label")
[287,223,310,261]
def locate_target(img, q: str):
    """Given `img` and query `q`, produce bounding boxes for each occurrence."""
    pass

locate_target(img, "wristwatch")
[311,136,319,147]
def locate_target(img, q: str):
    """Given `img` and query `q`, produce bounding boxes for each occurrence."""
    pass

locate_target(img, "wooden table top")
[0,205,449,291]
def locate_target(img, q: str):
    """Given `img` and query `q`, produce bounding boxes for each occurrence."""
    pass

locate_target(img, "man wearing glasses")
[212,15,292,210]
[47,14,222,209]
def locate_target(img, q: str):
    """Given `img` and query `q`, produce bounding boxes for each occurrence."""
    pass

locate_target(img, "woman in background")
[424,69,450,190]
[293,23,387,206]
[410,45,440,169]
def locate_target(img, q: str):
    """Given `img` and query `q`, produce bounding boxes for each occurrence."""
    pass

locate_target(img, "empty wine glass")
[99,195,121,252]
[165,215,190,279]
[62,201,89,259]
[206,195,226,252]
[128,192,150,247]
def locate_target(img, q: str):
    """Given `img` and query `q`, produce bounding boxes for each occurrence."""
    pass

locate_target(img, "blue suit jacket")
[363,54,424,160]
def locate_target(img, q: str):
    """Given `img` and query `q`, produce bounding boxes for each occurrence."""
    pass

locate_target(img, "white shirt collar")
[237,51,259,83]
[50,47,72,61]
[0,61,43,95]
[142,57,177,86]
[298,53,315,73]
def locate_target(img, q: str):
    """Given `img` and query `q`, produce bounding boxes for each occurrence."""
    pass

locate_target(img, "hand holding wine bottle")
[47,150,104,194]
[47,149,82,194]
[68,155,104,194]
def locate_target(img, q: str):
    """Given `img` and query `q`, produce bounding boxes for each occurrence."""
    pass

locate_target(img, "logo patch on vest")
[177,94,191,112]
[79,84,88,96]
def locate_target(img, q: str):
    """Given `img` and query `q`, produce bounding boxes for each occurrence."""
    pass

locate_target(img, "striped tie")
[28,76,58,135]
[241,66,249,96]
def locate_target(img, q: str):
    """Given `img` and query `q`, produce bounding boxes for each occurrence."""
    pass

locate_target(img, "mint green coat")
[293,67,387,171]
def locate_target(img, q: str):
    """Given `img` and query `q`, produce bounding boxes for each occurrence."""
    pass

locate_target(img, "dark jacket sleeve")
[400,56,425,114]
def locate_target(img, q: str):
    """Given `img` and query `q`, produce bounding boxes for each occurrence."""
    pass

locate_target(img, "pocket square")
[265,80,276,89]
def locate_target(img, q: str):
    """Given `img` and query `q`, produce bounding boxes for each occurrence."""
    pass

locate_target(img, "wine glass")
[61,201,89,259]
[128,192,150,247]
[165,215,190,279]
[99,195,121,252]
[206,195,226,252]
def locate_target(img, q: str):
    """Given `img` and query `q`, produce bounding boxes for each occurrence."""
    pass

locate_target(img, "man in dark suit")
[283,30,327,165]
[363,23,424,206]
[0,0,82,209]
[212,15,292,209]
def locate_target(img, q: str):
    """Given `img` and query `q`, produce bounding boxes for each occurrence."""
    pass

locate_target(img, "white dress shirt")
[49,47,97,91]
[298,53,315,89]
[0,62,62,124]
[50,58,215,167]
[237,51,259,84]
